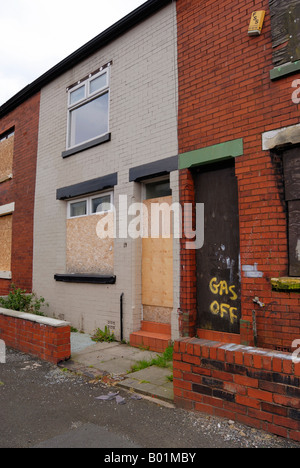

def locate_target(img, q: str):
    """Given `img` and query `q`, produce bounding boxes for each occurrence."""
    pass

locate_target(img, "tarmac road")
[0,348,299,450]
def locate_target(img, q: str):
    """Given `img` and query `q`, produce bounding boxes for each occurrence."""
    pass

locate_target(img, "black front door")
[194,160,241,334]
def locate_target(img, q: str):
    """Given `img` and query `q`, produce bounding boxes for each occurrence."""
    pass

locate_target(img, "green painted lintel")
[179,138,243,170]
[270,61,300,81]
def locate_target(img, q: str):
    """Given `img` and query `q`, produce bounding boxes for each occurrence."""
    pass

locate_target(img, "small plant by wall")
[92,326,115,343]
[0,284,48,316]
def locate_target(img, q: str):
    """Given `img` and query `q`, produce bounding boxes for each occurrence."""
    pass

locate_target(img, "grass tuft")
[130,345,173,373]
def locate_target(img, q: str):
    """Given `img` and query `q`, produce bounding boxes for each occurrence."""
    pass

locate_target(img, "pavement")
[2,343,299,448]
[60,332,174,404]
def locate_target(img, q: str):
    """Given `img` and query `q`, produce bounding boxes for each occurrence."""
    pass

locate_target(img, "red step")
[130,321,172,353]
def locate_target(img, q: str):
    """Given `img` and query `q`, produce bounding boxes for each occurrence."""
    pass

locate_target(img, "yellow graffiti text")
[210,301,238,324]
[209,277,238,301]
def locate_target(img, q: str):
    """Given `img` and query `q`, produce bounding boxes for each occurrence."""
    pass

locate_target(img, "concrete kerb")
[59,333,174,404]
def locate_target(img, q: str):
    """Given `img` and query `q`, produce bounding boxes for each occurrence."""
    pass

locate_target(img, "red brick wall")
[177,0,300,350]
[179,169,197,337]
[0,93,40,295]
[174,338,300,442]
[0,310,71,364]
[177,0,299,153]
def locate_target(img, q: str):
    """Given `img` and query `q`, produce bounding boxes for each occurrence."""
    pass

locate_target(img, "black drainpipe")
[120,293,124,342]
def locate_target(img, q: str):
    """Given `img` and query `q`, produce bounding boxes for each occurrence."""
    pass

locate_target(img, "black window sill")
[62,133,111,159]
[54,274,116,284]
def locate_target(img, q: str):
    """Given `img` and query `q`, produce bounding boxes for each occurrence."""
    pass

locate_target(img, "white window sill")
[61,133,111,159]
[0,271,12,280]
[0,202,15,216]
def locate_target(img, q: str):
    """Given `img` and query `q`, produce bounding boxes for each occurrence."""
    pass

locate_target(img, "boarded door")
[142,195,173,323]
[194,161,241,334]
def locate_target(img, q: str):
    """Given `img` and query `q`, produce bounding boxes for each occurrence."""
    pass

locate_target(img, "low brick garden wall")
[0,307,71,364]
[173,337,300,442]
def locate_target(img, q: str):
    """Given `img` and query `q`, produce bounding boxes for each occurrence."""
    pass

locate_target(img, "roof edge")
[0,0,174,118]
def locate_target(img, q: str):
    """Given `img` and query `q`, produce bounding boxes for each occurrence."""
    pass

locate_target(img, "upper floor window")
[67,66,110,149]
[0,128,15,183]
[269,0,300,67]
[0,129,14,142]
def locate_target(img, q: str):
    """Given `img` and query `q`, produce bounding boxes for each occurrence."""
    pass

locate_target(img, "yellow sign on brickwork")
[248,11,266,36]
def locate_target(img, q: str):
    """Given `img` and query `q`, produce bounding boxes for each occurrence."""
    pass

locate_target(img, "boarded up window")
[0,215,12,272]
[66,212,114,275]
[269,0,300,66]
[0,131,14,182]
[283,147,300,276]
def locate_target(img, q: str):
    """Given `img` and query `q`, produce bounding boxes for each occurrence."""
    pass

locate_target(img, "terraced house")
[33,0,179,351]
[173,0,300,441]
[0,90,40,296]
[0,0,180,351]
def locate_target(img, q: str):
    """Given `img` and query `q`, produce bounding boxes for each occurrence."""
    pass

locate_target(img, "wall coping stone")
[176,337,296,362]
[0,307,70,328]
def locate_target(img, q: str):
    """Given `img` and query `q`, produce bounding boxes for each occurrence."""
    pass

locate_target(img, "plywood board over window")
[66,212,114,275]
[0,215,12,272]
[0,135,14,182]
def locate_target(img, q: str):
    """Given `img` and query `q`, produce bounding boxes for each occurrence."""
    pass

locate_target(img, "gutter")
[0,0,173,119]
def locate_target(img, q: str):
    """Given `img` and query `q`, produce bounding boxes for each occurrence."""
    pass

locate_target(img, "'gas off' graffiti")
[209,277,239,325]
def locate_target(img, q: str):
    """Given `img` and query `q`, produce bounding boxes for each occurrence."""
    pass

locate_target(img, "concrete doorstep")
[58,333,174,404]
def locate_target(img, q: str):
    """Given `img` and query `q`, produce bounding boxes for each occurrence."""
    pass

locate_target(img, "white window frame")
[0,130,14,142]
[90,192,114,216]
[66,67,110,150]
[67,197,89,219]
[67,191,114,219]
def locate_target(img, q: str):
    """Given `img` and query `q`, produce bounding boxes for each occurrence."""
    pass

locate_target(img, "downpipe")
[252,296,265,347]
[120,293,124,342]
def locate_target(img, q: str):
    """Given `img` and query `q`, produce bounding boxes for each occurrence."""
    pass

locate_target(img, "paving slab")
[118,366,174,403]
[65,334,174,403]
[71,341,159,375]
[70,332,96,353]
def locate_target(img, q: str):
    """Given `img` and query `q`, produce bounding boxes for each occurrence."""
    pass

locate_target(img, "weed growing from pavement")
[130,345,174,373]
[92,326,116,343]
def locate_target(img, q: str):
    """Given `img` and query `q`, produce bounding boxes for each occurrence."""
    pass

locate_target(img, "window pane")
[70,85,85,106]
[91,195,111,213]
[90,73,107,94]
[0,130,14,142]
[69,92,109,147]
[145,180,172,200]
[70,201,87,217]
